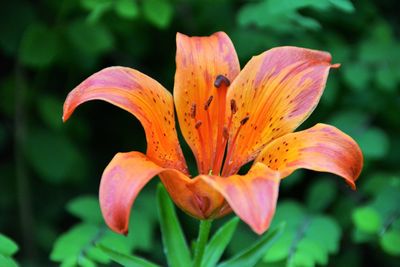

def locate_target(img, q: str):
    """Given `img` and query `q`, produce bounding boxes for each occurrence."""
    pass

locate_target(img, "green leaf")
[306,216,341,254]
[143,0,173,29]
[352,206,382,234]
[50,223,100,261]
[81,0,113,10]
[306,179,338,212]
[380,230,400,256]
[86,246,110,264]
[202,217,240,267]
[97,229,132,255]
[328,0,355,12]
[342,62,370,91]
[98,244,159,267]
[67,20,114,56]
[37,95,63,130]
[362,173,399,196]
[156,184,191,267]
[270,201,305,229]
[60,256,77,267]
[0,234,18,256]
[358,128,390,159]
[328,110,368,137]
[352,228,375,244]
[115,0,139,19]
[77,257,96,267]
[24,130,86,184]
[290,250,314,267]
[263,230,295,262]
[0,255,18,267]
[237,0,341,32]
[218,223,284,267]
[296,239,327,265]
[19,23,58,68]
[375,66,398,92]
[66,196,103,224]
[265,202,341,266]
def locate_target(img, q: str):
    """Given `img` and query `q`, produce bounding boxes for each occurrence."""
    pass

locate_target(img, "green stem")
[193,220,212,267]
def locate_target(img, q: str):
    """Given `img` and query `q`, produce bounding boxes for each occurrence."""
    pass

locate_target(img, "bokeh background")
[1,0,399,266]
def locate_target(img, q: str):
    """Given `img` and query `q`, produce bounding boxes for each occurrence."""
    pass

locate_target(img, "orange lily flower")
[63,32,363,235]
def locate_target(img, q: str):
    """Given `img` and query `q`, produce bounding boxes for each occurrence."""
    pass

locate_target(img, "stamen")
[195,120,202,129]
[205,98,214,169]
[221,123,244,176]
[223,126,229,139]
[230,99,238,114]
[240,116,250,125]
[211,74,230,175]
[204,95,213,110]
[195,119,206,174]
[190,103,196,118]
[214,75,231,88]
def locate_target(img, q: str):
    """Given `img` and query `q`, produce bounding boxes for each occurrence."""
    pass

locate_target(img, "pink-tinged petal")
[223,47,338,175]
[255,124,363,189]
[200,163,280,234]
[100,151,165,234]
[174,32,240,174]
[100,151,225,234]
[63,67,188,174]
[160,173,225,219]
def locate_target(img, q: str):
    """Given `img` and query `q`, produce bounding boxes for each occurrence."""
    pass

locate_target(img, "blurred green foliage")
[1,0,399,266]
[0,233,19,267]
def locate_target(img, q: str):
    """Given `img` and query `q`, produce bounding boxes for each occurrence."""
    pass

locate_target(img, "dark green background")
[1,0,399,266]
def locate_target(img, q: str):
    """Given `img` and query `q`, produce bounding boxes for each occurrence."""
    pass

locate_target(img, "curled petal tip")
[253,226,268,235]
[109,223,129,236]
[348,181,357,191]
[122,229,129,236]
[331,63,341,68]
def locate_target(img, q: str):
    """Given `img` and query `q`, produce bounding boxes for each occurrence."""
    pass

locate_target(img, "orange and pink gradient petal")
[174,32,240,174]
[63,67,188,173]
[200,163,280,234]
[255,124,363,189]
[223,47,339,176]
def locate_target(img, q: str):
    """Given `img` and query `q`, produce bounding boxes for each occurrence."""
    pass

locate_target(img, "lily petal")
[200,163,280,234]
[100,151,164,234]
[174,32,240,174]
[255,124,363,189]
[223,47,338,175]
[63,67,188,173]
[100,151,225,234]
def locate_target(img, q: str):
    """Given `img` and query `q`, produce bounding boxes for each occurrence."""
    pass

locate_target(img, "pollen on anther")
[240,116,250,125]
[195,120,202,129]
[223,126,229,139]
[204,95,213,110]
[214,75,231,88]
[230,99,238,114]
[190,104,197,118]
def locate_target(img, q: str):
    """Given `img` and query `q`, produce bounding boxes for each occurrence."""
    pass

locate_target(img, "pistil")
[212,75,230,175]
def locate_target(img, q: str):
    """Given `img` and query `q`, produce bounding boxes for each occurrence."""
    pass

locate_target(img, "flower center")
[188,74,251,176]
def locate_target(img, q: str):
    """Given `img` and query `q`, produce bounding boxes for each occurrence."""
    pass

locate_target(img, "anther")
[223,126,229,139]
[230,99,238,114]
[195,120,202,129]
[214,75,231,88]
[204,96,213,110]
[190,103,196,118]
[240,116,250,125]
